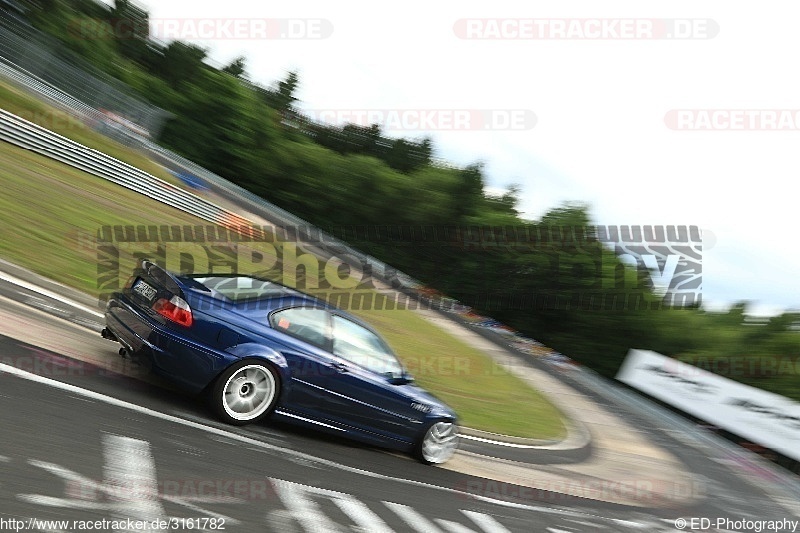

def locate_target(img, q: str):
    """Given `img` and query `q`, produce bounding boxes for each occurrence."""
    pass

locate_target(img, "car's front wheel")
[212,361,280,425]
[416,420,458,464]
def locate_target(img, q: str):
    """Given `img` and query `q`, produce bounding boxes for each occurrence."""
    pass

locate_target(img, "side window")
[271,308,329,347]
[332,315,403,377]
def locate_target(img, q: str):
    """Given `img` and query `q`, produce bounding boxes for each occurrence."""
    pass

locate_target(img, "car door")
[313,314,423,442]
[269,307,337,415]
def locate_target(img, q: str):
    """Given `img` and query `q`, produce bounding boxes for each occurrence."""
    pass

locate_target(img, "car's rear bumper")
[104,294,219,393]
[105,295,170,366]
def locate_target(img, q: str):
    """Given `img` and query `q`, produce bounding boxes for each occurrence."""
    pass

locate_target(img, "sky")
[123,0,797,316]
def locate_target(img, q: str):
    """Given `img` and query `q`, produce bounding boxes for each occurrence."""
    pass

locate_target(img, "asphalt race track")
[0,266,799,532]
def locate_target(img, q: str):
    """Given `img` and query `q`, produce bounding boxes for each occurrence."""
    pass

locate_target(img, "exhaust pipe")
[118,347,142,366]
[103,328,139,365]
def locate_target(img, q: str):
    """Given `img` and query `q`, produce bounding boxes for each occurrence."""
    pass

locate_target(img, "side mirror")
[387,372,415,385]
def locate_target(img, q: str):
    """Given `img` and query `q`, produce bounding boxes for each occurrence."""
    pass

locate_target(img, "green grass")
[359,307,566,437]
[0,109,566,439]
[0,142,200,293]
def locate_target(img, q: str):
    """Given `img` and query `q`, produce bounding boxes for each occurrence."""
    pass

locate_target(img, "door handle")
[329,361,348,373]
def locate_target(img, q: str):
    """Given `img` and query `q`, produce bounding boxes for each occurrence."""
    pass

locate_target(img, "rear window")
[192,276,299,302]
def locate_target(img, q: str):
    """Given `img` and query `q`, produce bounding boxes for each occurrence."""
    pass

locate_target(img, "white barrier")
[617,349,800,462]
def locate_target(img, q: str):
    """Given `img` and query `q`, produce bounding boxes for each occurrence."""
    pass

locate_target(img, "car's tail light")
[153,295,193,327]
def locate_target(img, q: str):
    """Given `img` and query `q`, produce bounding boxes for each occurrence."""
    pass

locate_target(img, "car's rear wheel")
[212,361,280,425]
[416,420,458,464]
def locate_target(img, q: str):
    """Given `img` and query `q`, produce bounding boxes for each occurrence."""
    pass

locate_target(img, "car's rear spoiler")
[136,259,187,299]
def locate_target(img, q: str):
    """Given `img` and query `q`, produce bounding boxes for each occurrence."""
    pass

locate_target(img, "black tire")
[414,420,459,465]
[211,360,280,425]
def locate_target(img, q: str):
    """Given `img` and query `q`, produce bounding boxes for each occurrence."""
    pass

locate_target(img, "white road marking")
[461,510,513,532]
[271,479,344,532]
[102,435,165,532]
[19,441,240,525]
[0,455,9,462]
[272,478,517,533]
[436,519,477,532]
[276,478,397,532]
[20,459,118,510]
[0,271,103,317]
[335,495,394,533]
[384,502,442,532]
[611,518,649,528]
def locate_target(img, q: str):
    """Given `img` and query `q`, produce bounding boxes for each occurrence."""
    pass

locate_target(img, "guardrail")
[0,58,96,121]
[0,108,246,229]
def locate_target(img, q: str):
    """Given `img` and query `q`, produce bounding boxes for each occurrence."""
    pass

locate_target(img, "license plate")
[132,279,157,302]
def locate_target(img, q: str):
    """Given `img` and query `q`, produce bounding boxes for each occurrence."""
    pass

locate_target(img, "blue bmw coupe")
[102,260,459,464]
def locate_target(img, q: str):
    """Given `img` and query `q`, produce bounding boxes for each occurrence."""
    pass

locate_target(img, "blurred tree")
[222,56,246,79]
[721,302,748,327]
[109,0,149,62]
[155,41,208,87]
[452,162,485,219]
[484,184,521,217]
[385,138,411,172]
[60,16,119,72]
[159,70,267,180]
[260,70,300,112]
